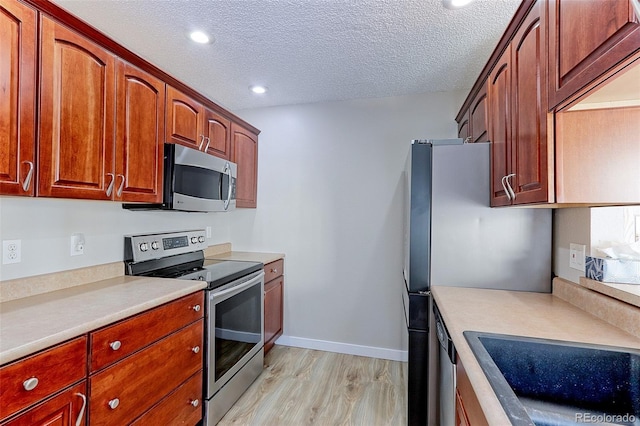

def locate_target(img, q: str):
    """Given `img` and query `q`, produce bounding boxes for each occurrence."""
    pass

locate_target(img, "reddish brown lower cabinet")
[1,382,87,426]
[456,357,488,426]
[0,337,87,422]
[264,259,284,354]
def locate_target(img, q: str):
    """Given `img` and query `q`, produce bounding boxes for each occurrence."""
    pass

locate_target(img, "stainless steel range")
[124,230,265,425]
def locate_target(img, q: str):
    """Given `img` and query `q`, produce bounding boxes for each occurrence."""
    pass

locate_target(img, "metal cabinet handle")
[192,304,201,312]
[21,161,34,191]
[463,136,472,143]
[505,173,516,200]
[192,346,200,354]
[501,176,511,201]
[74,392,87,426]
[198,135,206,150]
[106,173,115,197]
[108,398,120,410]
[110,340,122,351]
[190,399,199,407]
[204,137,211,152]
[116,174,125,197]
[23,377,39,391]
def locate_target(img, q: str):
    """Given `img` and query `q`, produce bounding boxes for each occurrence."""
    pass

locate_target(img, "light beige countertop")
[205,250,285,265]
[431,286,640,425]
[0,276,206,365]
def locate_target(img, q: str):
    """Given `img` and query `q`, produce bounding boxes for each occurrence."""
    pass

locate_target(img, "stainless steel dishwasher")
[434,302,456,426]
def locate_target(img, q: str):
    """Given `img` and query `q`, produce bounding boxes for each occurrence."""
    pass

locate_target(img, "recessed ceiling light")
[443,0,474,9]
[250,85,267,94]
[189,31,211,44]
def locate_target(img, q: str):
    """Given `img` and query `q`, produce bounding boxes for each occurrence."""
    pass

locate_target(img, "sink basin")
[464,331,640,426]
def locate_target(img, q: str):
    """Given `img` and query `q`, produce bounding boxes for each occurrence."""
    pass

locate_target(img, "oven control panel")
[124,230,207,263]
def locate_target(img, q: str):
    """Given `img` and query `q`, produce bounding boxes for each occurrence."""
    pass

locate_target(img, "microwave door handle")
[224,162,232,210]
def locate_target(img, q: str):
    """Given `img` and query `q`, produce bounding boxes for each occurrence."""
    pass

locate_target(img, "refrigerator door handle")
[501,175,511,200]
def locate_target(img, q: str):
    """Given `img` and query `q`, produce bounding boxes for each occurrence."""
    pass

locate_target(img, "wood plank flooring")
[218,346,407,426]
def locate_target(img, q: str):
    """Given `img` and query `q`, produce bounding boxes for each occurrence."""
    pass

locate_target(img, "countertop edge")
[0,279,207,365]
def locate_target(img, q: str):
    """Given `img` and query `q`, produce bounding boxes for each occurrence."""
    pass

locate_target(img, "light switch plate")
[569,243,586,271]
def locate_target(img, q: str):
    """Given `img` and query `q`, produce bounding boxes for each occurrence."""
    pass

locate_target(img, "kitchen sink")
[464,331,640,426]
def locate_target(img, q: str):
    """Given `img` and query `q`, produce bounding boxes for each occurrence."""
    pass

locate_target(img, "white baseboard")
[275,335,408,362]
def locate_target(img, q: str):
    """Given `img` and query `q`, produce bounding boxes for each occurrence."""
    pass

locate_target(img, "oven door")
[206,270,264,398]
[170,144,237,212]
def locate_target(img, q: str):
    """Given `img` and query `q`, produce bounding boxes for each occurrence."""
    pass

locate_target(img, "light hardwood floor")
[218,346,407,426]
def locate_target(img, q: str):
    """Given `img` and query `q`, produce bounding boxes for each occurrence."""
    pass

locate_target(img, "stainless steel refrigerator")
[401,139,551,425]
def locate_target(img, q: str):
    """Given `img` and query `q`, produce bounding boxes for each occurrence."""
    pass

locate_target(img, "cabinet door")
[165,86,203,150]
[457,110,470,140]
[2,382,87,426]
[549,0,640,108]
[38,16,115,199]
[510,0,550,204]
[487,50,512,207]
[264,276,283,354]
[114,60,165,202]
[203,108,231,159]
[231,123,258,208]
[470,85,488,143]
[0,0,36,196]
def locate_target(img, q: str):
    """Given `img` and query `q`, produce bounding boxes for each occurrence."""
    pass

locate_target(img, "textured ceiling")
[51,0,521,112]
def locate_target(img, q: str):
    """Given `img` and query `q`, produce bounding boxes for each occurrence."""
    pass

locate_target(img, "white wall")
[0,197,231,281]
[230,90,466,358]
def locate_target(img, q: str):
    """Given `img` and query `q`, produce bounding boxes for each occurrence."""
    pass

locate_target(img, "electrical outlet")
[2,240,22,264]
[206,226,212,239]
[569,243,586,271]
[70,233,85,256]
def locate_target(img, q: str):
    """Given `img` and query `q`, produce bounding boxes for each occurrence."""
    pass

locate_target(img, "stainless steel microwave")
[123,144,237,212]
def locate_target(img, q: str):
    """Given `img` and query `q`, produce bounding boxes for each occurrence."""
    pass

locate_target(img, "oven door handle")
[210,272,264,302]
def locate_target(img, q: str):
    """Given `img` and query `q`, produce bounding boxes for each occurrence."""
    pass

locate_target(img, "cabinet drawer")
[130,372,202,426]
[0,336,86,422]
[89,291,203,372]
[88,320,203,426]
[264,259,284,283]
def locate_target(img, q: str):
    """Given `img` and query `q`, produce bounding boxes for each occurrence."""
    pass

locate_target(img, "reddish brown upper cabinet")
[165,85,204,150]
[458,84,488,143]
[38,16,116,200]
[166,86,232,160]
[114,60,165,203]
[203,109,232,160]
[548,0,640,109]
[0,0,37,196]
[488,0,551,206]
[231,123,259,208]
[469,85,488,143]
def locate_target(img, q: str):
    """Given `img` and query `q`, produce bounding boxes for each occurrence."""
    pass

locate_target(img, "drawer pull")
[190,399,199,407]
[110,340,122,351]
[108,398,120,410]
[192,304,201,312]
[23,377,39,391]
[192,346,200,354]
[271,268,278,274]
